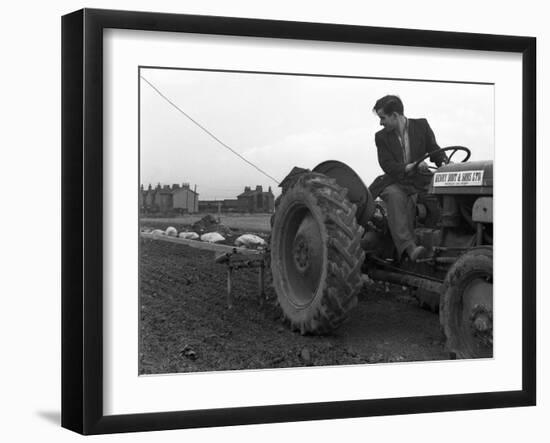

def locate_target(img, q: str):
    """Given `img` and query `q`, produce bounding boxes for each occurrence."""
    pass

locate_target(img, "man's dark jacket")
[369,118,447,198]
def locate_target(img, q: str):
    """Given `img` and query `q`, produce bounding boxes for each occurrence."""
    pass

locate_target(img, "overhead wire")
[140,75,281,186]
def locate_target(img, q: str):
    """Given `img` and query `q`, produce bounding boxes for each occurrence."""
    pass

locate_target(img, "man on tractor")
[371,95,448,262]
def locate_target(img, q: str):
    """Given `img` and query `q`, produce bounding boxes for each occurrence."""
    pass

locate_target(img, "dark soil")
[139,238,449,374]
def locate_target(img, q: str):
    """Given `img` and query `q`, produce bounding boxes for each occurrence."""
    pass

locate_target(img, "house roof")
[237,188,274,198]
[156,189,173,195]
[237,190,258,198]
[141,184,198,195]
[172,187,198,195]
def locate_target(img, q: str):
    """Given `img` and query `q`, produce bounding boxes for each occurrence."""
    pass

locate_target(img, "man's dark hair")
[373,95,404,115]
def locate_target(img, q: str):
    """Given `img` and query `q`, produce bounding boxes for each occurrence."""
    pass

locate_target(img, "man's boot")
[406,244,427,262]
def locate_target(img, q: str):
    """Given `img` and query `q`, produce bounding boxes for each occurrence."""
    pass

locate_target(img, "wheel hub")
[470,305,493,345]
[471,308,491,332]
[293,237,311,272]
[281,211,324,306]
[462,276,493,350]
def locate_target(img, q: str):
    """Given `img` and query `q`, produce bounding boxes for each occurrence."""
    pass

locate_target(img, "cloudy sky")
[139,67,494,200]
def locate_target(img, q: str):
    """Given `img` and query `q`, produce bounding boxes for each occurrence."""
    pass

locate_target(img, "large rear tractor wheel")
[270,173,365,334]
[440,248,493,358]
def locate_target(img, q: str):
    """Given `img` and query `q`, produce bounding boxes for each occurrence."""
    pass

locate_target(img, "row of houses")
[140,183,275,214]
[140,183,199,213]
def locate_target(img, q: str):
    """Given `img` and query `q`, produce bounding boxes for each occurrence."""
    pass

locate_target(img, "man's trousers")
[380,183,418,259]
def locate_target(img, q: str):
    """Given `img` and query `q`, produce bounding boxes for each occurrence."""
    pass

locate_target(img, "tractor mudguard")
[313,160,375,230]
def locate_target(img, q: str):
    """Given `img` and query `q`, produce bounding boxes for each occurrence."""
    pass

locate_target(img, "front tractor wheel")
[440,249,493,359]
[270,173,365,334]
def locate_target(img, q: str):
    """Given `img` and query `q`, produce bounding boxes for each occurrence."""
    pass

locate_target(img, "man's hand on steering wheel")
[405,162,429,174]
[407,146,471,175]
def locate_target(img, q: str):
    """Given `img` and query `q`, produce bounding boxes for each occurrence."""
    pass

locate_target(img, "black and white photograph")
[138,67,495,375]
[56,6,538,437]
[2,0,547,440]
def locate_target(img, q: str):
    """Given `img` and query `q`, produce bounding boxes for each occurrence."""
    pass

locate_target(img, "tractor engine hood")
[430,160,493,195]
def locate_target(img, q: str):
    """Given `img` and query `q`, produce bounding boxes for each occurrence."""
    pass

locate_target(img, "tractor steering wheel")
[410,146,471,175]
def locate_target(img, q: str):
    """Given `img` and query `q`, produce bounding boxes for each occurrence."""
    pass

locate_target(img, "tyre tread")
[271,173,365,334]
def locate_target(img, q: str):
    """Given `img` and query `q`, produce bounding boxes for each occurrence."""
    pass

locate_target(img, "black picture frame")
[61,8,536,435]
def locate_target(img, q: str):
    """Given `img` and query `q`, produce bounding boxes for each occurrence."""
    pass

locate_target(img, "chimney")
[245,186,251,192]
[172,183,180,190]
[156,183,161,190]
[256,185,263,192]
[268,186,272,194]
[148,184,152,191]
[163,184,170,190]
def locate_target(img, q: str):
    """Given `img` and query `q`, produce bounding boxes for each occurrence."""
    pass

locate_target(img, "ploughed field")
[139,216,450,374]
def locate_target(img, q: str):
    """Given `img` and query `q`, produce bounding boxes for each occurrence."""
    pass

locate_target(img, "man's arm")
[375,132,407,179]
[423,119,448,166]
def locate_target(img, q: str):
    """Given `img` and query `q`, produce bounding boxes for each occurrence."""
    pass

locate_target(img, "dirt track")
[139,237,449,375]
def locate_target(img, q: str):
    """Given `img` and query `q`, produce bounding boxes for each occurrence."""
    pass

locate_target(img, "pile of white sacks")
[234,233,266,248]
[145,226,266,248]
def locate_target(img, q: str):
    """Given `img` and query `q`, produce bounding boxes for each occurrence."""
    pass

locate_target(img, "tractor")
[270,147,493,359]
